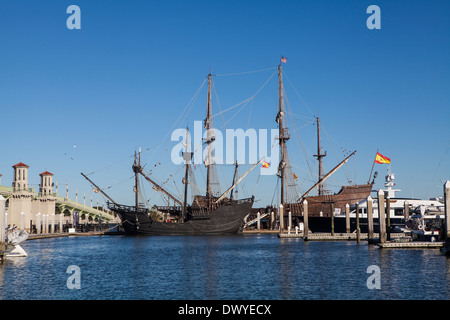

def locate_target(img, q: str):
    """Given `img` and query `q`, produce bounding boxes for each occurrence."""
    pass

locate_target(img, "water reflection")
[0,235,449,299]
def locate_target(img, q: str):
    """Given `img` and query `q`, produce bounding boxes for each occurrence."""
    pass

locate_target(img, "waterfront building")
[0,162,116,233]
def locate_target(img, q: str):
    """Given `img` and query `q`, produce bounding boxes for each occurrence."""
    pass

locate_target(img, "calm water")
[0,235,449,300]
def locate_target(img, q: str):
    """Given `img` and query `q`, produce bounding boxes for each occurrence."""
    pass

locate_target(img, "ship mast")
[230,161,238,200]
[132,147,142,213]
[277,62,289,206]
[181,127,192,222]
[204,71,213,200]
[313,117,327,196]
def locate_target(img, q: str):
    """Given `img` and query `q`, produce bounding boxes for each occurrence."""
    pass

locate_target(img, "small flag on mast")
[374,152,391,164]
[262,161,271,168]
[281,56,287,63]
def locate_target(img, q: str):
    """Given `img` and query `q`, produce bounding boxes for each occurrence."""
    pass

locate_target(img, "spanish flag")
[262,161,270,168]
[375,152,391,164]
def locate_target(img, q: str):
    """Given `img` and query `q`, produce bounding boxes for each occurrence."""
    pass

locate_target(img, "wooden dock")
[27,231,105,240]
[278,232,303,238]
[277,231,410,241]
[378,241,444,249]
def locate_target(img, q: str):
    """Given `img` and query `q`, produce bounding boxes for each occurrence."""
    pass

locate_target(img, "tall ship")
[82,72,259,235]
[274,59,374,233]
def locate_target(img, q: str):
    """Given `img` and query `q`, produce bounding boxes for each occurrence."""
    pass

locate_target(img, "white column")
[20,212,25,230]
[0,196,5,245]
[60,214,64,233]
[36,213,41,234]
[51,213,55,233]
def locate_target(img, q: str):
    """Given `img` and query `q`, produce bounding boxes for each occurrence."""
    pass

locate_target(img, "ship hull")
[304,183,373,216]
[114,200,253,235]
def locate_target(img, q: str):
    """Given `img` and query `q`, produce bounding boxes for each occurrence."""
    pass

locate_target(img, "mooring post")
[279,204,284,232]
[330,203,335,236]
[377,190,386,243]
[404,200,409,221]
[288,211,292,233]
[356,203,360,243]
[257,211,261,230]
[345,203,350,233]
[367,196,374,242]
[271,211,275,230]
[0,195,5,264]
[303,199,308,240]
[386,195,391,241]
[444,181,450,240]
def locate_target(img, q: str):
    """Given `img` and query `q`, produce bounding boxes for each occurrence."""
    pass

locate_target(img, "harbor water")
[0,234,449,300]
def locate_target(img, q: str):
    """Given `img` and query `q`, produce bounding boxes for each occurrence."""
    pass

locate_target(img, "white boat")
[335,171,444,233]
[4,227,28,258]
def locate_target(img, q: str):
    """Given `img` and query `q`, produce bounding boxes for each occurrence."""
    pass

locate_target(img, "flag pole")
[367,149,379,184]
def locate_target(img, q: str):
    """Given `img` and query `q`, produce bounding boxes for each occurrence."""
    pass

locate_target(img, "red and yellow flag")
[262,161,270,168]
[375,152,391,164]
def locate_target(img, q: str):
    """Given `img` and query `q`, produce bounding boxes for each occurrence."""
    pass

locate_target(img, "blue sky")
[1,0,449,207]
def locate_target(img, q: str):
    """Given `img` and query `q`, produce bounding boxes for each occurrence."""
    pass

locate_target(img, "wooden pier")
[278,231,410,241]
[378,242,444,248]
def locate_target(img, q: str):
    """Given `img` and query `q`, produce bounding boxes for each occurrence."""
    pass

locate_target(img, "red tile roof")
[40,171,54,176]
[12,162,29,168]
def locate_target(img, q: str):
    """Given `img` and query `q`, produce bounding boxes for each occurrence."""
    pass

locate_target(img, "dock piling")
[288,211,292,232]
[404,200,409,221]
[270,211,275,230]
[257,211,261,231]
[367,196,374,242]
[443,181,450,255]
[356,203,360,243]
[377,190,386,244]
[279,204,284,232]
[386,195,391,241]
[345,203,350,234]
[444,181,450,239]
[330,203,335,236]
[303,200,308,240]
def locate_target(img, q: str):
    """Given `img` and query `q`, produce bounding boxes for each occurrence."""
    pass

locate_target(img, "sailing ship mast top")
[181,127,193,222]
[276,60,290,206]
[204,71,213,199]
[132,147,141,213]
[313,117,327,196]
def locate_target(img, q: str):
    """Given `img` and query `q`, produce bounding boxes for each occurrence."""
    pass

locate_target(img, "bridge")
[0,185,116,222]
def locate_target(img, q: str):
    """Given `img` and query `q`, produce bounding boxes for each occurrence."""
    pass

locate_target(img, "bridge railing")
[56,196,116,221]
